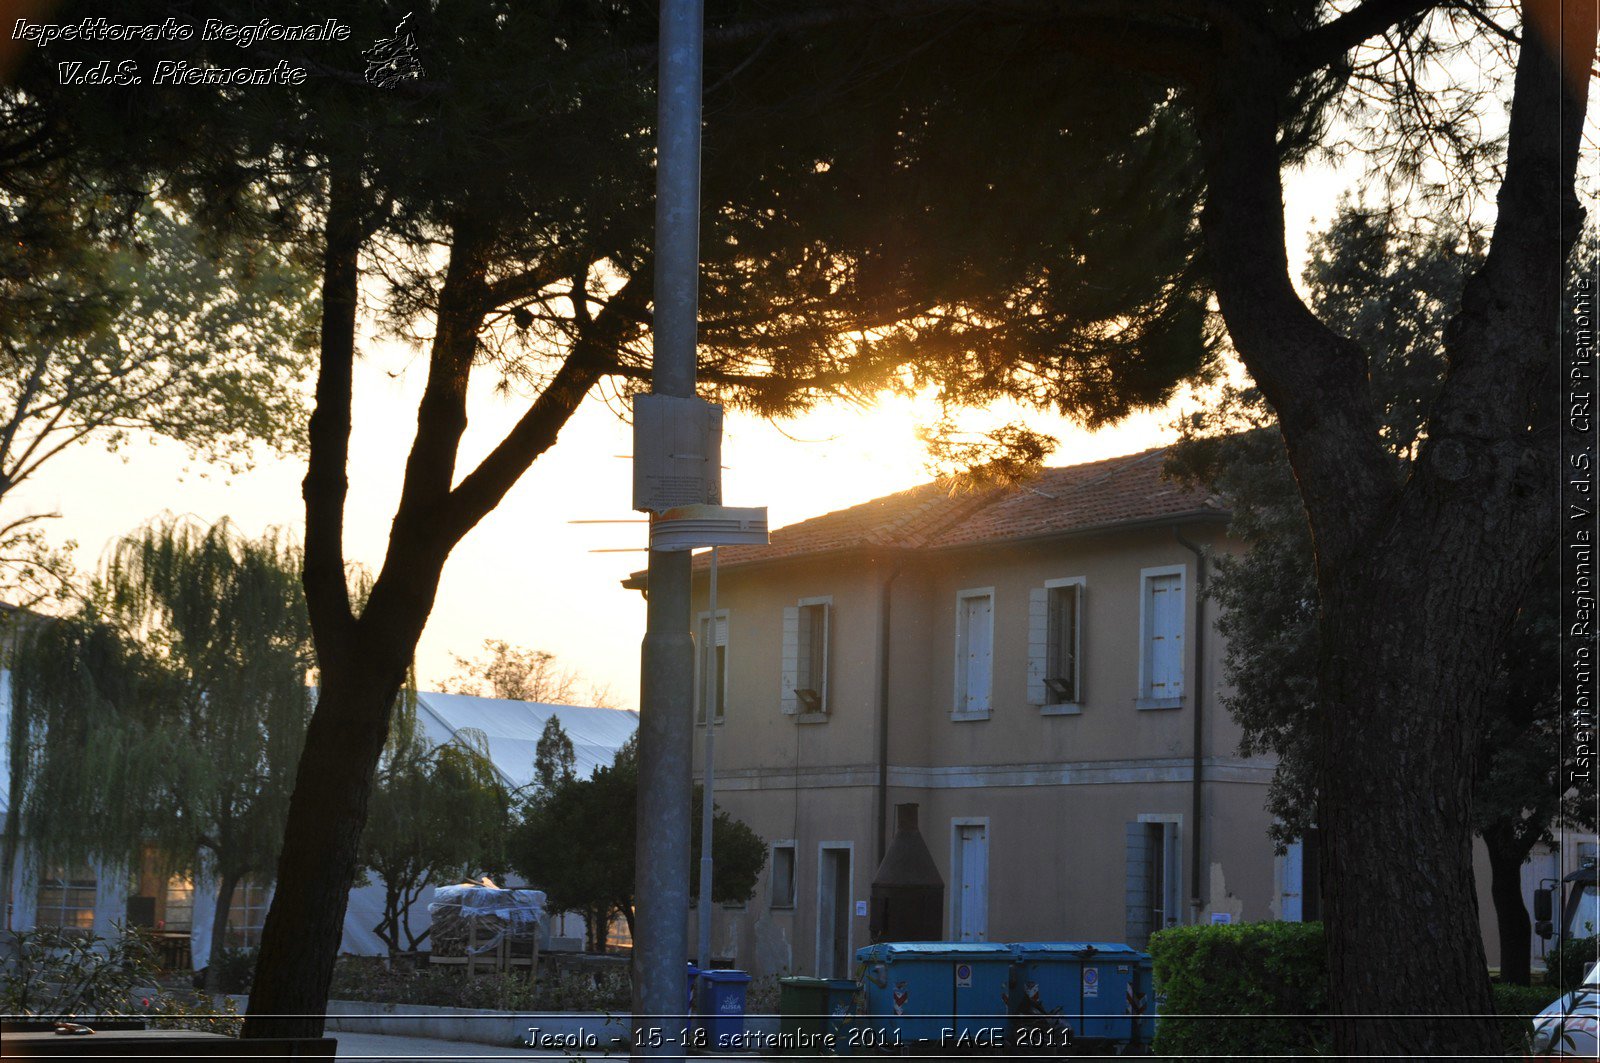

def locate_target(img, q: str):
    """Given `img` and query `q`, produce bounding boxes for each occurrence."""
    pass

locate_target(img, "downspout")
[875,557,906,866]
[1174,528,1207,923]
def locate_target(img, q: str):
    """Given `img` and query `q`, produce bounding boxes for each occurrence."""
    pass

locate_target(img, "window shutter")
[780,605,800,714]
[1026,588,1048,706]
[818,603,831,713]
[1124,822,1154,947]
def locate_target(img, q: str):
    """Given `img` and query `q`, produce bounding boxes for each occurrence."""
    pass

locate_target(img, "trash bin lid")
[699,968,752,984]
[1010,941,1145,961]
[855,941,1013,963]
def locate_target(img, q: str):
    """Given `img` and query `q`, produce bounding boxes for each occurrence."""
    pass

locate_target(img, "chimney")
[869,803,945,943]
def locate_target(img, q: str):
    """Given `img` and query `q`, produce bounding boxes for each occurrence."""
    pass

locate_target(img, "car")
[1527,960,1599,1058]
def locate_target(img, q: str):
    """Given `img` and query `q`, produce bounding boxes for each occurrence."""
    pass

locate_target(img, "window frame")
[794,596,831,716]
[35,865,97,931]
[769,841,798,909]
[1036,576,1085,714]
[695,609,730,725]
[1136,564,1186,710]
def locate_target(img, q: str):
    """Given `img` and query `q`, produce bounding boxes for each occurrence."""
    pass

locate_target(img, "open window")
[1028,578,1084,711]
[696,611,729,724]
[782,597,830,715]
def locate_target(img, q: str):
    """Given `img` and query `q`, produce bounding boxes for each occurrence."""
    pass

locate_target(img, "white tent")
[338,692,638,956]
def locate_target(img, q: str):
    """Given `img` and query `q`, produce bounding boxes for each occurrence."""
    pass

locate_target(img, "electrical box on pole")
[633,394,722,513]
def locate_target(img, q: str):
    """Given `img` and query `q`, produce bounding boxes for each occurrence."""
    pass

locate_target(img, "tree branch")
[300,161,365,645]
[1286,0,1438,78]
[441,272,646,546]
[1192,33,1398,564]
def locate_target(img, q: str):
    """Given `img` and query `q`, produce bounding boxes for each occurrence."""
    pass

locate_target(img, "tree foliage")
[1170,204,1595,981]
[532,716,577,798]
[6,517,314,976]
[357,697,509,956]
[444,640,615,708]
[507,735,764,949]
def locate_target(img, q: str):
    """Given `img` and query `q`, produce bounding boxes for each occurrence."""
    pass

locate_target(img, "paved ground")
[334,1030,589,1060]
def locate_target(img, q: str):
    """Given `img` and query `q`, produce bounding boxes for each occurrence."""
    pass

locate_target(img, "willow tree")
[8,518,313,985]
[357,700,509,956]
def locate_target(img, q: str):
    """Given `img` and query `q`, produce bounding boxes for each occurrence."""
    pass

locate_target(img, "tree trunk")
[1316,559,1510,1057]
[1484,828,1535,986]
[203,871,241,994]
[242,659,405,1037]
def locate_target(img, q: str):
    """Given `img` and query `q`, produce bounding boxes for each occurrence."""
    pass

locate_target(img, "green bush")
[328,956,630,1012]
[1490,982,1564,1055]
[1149,922,1328,1061]
[207,947,258,995]
[0,924,241,1035]
[1545,935,1599,992]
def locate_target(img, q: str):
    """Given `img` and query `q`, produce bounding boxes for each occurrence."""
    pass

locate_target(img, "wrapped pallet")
[427,882,546,972]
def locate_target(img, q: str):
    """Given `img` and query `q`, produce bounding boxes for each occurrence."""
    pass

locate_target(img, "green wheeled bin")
[778,976,859,1056]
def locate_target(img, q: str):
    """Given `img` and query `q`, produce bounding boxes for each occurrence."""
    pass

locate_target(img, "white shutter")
[1147,574,1184,697]
[967,595,993,713]
[1026,587,1049,706]
[817,602,831,713]
[780,605,800,714]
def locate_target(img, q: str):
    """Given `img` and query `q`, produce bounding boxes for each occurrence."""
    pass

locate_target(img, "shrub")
[327,956,630,1012]
[1149,921,1328,1060]
[207,947,258,995]
[1545,935,1599,992]
[1490,982,1564,1055]
[0,924,241,1036]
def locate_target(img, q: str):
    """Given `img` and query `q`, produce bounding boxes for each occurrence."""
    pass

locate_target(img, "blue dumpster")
[856,942,1012,1050]
[1008,942,1153,1052]
[695,968,752,1051]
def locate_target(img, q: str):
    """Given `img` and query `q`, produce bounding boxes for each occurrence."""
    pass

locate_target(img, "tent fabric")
[336,693,637,956]
[412,692,639,794]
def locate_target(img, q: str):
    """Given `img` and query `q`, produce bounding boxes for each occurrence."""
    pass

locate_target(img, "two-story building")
[634,443,1592,981]
[632,446,1299,979]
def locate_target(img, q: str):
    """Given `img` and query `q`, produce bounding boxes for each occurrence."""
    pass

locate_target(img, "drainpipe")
[1174,527,1207,924]
[875,557,906,866]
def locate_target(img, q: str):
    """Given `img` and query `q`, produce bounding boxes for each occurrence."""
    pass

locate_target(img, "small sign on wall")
[1210,912,1233,925]
[855,900,868,917]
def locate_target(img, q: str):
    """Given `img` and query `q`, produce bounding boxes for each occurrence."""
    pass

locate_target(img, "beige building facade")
[638,445,1588,979]
[647,448,1299,979]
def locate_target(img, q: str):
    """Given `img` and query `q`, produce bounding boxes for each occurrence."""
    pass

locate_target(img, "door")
[817,847,851,977]
[1280,841,1304,922]
[953,823,988,941]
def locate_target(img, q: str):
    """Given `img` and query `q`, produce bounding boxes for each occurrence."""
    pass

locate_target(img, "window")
[953,589,994,718]
[162,875,194,932]
[782,598,831,715]
[1125,817,1181,947]
[36,866,96,930]
[696,611,728,724]
[225,880,272,948]
[1028,578,1084,711]
[1138,566,1185,709]
[770,843,796,908]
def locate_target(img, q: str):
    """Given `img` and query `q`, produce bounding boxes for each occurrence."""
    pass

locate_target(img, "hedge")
[1149,922,1328,1060]
[1149,921,1561,1058]
[1490,982,1565,1055]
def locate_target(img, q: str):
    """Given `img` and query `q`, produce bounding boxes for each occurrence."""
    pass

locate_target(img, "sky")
[8,163,1360,710]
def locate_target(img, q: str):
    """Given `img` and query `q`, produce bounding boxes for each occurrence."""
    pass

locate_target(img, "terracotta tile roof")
[695,444,1223,570]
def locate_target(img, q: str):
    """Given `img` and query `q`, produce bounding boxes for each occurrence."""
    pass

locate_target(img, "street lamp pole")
[634,0,703,1059]
[697,547,719,971]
